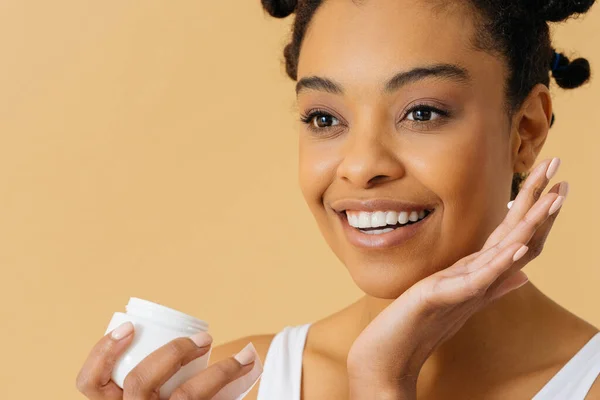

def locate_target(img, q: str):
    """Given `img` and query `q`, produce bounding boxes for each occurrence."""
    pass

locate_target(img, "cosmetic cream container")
[104,297,210,399]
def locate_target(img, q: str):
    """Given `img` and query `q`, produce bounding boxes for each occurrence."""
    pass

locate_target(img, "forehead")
[296,0,503,95]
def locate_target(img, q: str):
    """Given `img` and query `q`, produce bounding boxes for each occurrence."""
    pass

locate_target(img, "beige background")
[0,1,598,398]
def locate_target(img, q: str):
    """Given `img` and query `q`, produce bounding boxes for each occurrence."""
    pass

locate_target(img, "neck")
[321,281,572,383]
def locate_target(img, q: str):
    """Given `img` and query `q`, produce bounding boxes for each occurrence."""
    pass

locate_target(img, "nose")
[335,125,405,189]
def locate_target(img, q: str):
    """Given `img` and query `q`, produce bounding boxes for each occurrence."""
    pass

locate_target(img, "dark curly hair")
[261,0,595,200]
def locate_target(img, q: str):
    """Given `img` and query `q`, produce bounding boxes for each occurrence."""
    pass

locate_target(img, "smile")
[345,209,431,233]
[336,208,434,249]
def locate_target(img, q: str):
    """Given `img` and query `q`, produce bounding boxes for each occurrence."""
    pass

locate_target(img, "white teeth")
[398,211,409,224]
[371,211,387,228]
[408,211,419,222]
[385,211,398,225]
[358,212,370,228]
[349,213,359,227]
[346,209,429,229]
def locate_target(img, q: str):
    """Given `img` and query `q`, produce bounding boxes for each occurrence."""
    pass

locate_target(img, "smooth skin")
[345,159,568,398]
[77,0,600,398]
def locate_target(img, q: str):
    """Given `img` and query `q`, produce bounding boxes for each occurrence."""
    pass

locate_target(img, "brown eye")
[406,106,442,122]
[312,113,339,129]
[300,109,341,133]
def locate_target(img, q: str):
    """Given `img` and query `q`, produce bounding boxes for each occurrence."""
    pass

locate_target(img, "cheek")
[298,138,357,260]
[430,120,510,257]
[437,135,489,209]
[298,141,337,213]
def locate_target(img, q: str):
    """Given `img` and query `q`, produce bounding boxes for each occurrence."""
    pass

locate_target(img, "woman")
[76,0,600,398]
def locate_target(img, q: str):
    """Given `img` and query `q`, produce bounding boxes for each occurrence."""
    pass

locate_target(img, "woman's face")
[296,0,519,298]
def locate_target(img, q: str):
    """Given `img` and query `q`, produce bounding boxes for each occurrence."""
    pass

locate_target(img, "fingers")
[170,342,258,400]
[510,181,567,261]
[494,189,565,255]
[433,180,568,307]
[122,332,213,399]
[466,183,565,275]
[446,158,560,277]
[431,242,528,306]
[426,158,568,309]
[487,181,569,294]
[483,157,561,250]
[76,321,135,400]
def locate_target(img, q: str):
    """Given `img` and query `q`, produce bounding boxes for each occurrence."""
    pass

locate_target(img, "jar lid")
[126,297,209,332]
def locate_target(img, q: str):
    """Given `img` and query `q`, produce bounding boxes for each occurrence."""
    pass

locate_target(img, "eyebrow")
[295,63,471,97]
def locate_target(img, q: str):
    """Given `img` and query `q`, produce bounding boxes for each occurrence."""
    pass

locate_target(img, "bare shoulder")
[587,376,600,399]
[208,333,276,400]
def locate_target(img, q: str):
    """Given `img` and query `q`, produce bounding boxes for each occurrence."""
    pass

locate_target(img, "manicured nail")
[546,157,561,180]
[513,245,529,262]
[507,200,514,209]
[559,181,569,198]
[190,331,213,347]
[548,195,565,215]
[111,321,134,340]
[234,342,257,366]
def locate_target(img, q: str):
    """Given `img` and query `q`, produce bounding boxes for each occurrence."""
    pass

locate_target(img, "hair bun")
[529,0,597,22]
[550,50,591,88]
[261,0,298,18]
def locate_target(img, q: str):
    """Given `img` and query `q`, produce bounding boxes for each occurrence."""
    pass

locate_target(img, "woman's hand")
[346,158,568,399]
[76,323,257,399]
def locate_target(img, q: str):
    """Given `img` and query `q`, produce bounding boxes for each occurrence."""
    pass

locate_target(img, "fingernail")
[548,195,565,215]
[507,200,514,209]
[111,321,134,340]
[546,157,561,180]
[513,245,529,262]
[559,181,569,198]
[190,331,213,348]
[234,342,257,366]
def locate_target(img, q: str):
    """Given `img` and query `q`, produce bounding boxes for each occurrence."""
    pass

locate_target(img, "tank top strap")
[257,323,312,400]
[532,332,600,399]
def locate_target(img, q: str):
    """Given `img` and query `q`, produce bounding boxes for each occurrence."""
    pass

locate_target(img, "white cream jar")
[104,297,211,399]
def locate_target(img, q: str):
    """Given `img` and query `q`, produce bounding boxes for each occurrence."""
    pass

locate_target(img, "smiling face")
[296,0,520,298]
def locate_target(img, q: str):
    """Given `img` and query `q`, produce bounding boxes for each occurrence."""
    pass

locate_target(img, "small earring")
[507,200,514,209]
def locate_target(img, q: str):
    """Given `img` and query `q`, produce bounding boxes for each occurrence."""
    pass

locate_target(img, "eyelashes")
[299,109,341,132]
[299,103,451,134]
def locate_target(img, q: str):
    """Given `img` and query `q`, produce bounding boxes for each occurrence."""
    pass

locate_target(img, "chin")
[344,257,433,299]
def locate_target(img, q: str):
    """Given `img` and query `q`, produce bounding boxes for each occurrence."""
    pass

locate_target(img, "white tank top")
[256,324,600,400]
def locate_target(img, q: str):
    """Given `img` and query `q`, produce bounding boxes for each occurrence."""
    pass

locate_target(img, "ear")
[510,83,553,174]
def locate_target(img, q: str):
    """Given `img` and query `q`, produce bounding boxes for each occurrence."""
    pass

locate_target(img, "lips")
[335,207,434,249]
